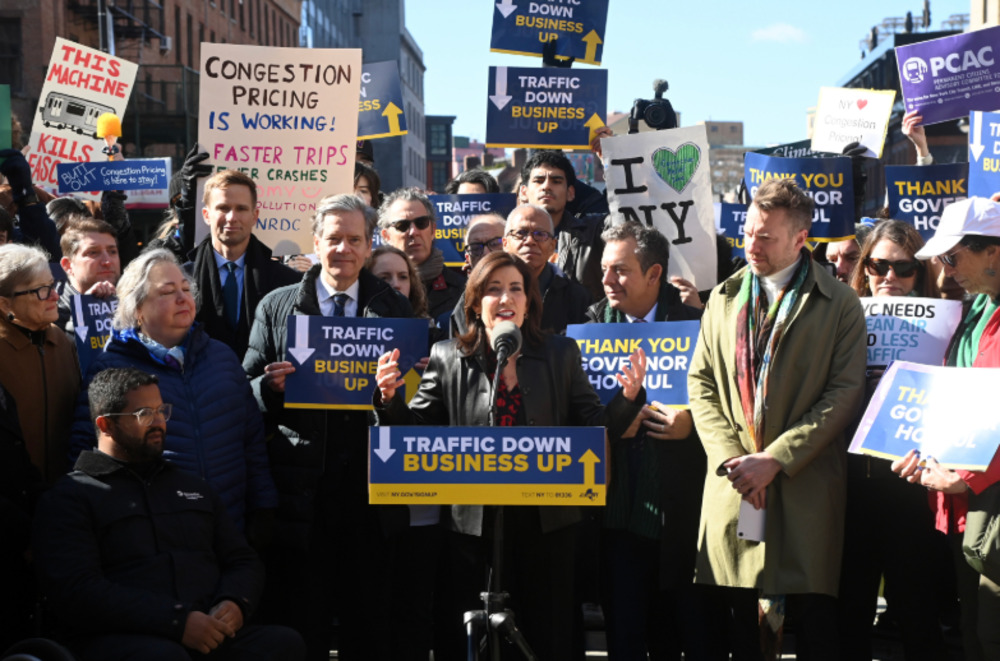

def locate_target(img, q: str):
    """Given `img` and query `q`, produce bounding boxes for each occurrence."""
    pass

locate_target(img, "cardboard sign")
[27,38,138,198]
[490,0,609,66]
[357,60,407,140]
[71,294,117,376]
[198,44,362,256]
[56,158,170,193]
[603,126,718,289]
[485,65,606,149]
[860,297,963,368]
[369,425,607,505]
[430,193,518,267]
[886,163,969,240]
[743,152,855,242]
[849,361,1000,471]
[896,25,1000,125]
[811,87,896,158]
[755,139,832,159]
[283,315,426,410]
[968,111,1000,198]
[566,321,700,407]
[716,202,748,260]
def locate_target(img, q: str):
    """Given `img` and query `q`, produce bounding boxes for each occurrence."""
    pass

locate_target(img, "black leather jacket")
[375,334,645,536]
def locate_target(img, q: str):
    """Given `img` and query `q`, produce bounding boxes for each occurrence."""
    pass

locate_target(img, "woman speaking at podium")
[375,251,646,661]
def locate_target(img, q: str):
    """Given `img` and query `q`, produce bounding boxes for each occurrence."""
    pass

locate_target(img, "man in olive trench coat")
[687,178,866,660]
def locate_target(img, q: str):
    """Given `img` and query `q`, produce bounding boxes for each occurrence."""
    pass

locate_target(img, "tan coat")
[0,316,80,483]
[687,263,866,596]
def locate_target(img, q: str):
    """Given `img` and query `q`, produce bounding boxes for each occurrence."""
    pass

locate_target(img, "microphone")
[491,321,523,368]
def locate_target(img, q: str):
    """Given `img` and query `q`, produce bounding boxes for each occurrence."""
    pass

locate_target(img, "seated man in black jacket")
[32,367,303,661]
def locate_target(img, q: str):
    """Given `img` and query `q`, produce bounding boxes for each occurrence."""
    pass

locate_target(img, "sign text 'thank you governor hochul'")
[282,315,428,410]
[369,426,607,506]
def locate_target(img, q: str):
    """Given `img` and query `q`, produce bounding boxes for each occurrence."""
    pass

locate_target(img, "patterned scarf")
[734,253,810,452]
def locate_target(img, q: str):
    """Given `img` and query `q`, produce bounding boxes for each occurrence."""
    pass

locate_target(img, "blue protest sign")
[71,294,117,376]
[885,163,969,240]
[56,158,170,193]
[358,60,407,141]
[430,193,518,267]
[968,111,1000,198]
[896,25,1000,125]
[485,65,606,149]
[565,321,700,407]
[283,315,427,410]
[369,425,607,505]
[717,202,748,260]
[860,297,963,368]
[849,361,1000,471]
[743,152,855,241]
[490,0,609,66]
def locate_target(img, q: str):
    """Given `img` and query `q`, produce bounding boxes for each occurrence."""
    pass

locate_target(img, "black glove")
[842,141,869,219]
[542,37,575,68]
[179,145,213,207]
[0,148,35,202]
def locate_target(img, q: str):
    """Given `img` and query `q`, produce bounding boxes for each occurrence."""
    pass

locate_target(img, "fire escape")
[66,0,198,158]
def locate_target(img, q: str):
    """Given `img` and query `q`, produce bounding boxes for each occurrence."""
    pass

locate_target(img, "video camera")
[628,79,677,134]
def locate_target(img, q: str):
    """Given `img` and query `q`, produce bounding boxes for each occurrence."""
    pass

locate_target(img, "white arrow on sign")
[374,427,396,463]
[288,315,315,364]
[971,111,986,162]
[73,295,89,343]
[496,0,517,18]
[490,67,513,111]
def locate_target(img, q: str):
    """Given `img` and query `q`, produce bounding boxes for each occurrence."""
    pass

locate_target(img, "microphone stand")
[465,346,537,661]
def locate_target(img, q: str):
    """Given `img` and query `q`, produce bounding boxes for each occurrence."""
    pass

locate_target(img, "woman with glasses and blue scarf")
[68,249,277,538]
[893,197,1000,661]
[0,243,80,485]
[838,219,948,661]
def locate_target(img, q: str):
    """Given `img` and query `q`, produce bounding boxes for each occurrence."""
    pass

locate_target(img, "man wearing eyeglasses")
[32,367,304,661]
[378,187,467,321]
[502,204,591,334]
[448,213,506,337]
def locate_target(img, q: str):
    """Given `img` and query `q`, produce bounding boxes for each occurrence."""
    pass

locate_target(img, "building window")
[186,14,193,67]
[0,18,23,93]
[240,0,245,30]
[174,7,182,64]
[249,0,254,35]
[429,124,448,156]
[264,5,269,44]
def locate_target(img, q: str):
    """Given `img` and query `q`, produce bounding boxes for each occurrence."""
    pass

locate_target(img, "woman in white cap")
[892,196,1000,661]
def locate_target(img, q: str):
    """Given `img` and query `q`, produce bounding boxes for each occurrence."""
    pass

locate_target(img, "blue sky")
[406,0,972,148]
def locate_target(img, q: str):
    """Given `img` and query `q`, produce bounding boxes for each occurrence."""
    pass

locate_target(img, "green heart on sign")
[652,143,701,193]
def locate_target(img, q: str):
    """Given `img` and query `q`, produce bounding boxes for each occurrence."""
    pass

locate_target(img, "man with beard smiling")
[32,367,304,661]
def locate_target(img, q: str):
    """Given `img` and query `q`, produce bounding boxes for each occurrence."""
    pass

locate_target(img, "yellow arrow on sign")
[403,367,421,403]
[584,113,605,146]
[581,30,603,65]
[382,101,404,135]
[578,449,601,486]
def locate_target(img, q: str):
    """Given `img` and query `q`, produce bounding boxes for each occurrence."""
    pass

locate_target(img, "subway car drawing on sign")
[39,93,115,138]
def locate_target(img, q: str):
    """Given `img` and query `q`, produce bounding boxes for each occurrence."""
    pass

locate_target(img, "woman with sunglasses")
[892,197,1000,661]
[838,220,948,660]
[0,243,80,484]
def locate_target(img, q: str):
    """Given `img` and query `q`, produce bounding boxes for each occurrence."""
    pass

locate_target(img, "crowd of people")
[1,105,999,661]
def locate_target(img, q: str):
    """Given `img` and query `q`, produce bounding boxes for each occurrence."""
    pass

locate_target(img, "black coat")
[32,451,262,643]
[375,334,645,536]
[243,265,413,549]
[424,267,466,321]
[186,235,300,362]
[585,282,706,588]
[557,213,608,303]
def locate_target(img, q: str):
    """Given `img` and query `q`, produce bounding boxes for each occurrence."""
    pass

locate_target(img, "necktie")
[633,318,647,323]
[333,293,349,317]
[223,262,239,329]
